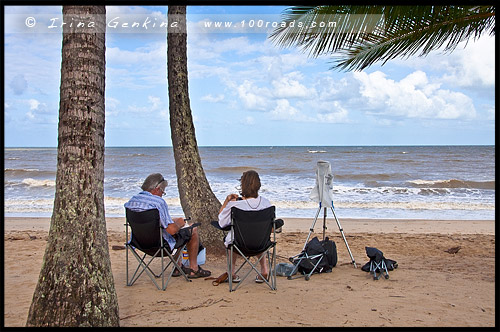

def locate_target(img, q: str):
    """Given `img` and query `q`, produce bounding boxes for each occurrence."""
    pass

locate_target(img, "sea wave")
[335,173,403,181]
[408,179,495,190]
[308,150,327,153]
[385,158,415,163]
[21,178,55,187]
[5,168,55,177]
[211,166,261,173]
[4,196,494,218]
[270,199,495,211]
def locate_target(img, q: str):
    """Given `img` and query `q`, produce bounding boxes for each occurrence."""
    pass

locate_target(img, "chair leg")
[228,245,277,291]
[126,246,191,290]
[370,260,389,280]
[127,248,163,289]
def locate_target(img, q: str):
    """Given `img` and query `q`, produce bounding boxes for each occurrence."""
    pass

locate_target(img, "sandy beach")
[4,216,495,327]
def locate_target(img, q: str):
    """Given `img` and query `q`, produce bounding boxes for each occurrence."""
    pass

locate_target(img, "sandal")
[185,266,212,279]
[255,273,268,283]
[172,265,190,277]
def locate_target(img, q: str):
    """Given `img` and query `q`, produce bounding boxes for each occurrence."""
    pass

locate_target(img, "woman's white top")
[218,196,272,247]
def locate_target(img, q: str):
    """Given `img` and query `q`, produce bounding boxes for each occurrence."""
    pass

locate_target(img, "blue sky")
[4,5,495,147]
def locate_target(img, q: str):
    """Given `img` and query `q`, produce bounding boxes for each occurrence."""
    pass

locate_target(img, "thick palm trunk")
[167,6,224,253]
[26,6,119,327]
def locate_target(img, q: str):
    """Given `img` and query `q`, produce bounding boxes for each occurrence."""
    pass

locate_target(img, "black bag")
[297,236,337,274]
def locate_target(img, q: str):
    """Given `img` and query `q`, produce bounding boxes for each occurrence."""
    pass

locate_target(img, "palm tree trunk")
[26,6,119,327]
[167,5,224,253]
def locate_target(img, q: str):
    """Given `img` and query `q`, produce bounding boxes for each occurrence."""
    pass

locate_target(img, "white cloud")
[317,110,349,123]
[127,95,165,115]
[315,101,350,123]
[354,70,476,120]
[271,99,301,120]
[271,72,315,99]
[148,95,162,110]
[236,80,271,111]
[28,99,40,110]
[440,35,495,88]
[105,96,120,116]
[392,35,495,89]
[201,94,225,103]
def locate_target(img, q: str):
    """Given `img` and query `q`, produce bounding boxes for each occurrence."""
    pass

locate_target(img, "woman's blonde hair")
[240,170,261,198]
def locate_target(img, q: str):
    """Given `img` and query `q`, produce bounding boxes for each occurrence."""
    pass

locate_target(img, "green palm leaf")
[269,5,495,71]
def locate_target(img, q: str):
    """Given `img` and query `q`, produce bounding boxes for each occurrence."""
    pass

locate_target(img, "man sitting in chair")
[124,173,211,279]
[218,170,272,283]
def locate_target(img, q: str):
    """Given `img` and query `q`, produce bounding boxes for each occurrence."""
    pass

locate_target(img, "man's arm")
[165,217,185,235]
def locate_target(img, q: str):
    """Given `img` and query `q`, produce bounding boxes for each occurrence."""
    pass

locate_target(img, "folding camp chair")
[125,208,194,290]
[366,247,390,280]
[211,206,280,292]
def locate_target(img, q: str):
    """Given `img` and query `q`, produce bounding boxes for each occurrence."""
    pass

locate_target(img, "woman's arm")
[219,193,239,214]
[218,194,239,228]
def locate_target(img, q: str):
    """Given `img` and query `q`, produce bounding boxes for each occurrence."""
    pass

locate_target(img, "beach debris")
[179,298,228,311]
[26,232,37,240]
[112,245,126,250]
[444,246,461,254]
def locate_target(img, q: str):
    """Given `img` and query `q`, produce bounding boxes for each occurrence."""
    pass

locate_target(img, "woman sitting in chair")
[218,170,272,283]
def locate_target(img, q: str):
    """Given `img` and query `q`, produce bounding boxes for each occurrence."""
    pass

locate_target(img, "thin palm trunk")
[26,6,119,327]
[167,5,224,253]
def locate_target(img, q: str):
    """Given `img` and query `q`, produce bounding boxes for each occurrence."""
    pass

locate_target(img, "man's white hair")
[141,173,167,192]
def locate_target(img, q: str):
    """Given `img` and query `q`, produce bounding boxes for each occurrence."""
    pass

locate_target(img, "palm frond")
[269,5,495,71]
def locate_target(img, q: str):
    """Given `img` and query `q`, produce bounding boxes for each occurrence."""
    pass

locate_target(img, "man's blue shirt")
[124,191,176,249]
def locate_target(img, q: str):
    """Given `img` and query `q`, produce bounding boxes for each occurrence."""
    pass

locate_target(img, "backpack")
[297,236,337,274]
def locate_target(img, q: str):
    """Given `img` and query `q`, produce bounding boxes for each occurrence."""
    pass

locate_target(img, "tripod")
[302,201,357,268]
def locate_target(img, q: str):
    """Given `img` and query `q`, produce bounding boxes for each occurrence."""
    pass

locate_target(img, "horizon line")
[4,144,495,149]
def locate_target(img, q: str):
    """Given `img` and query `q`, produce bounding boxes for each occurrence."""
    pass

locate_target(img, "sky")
[3,5,496,147]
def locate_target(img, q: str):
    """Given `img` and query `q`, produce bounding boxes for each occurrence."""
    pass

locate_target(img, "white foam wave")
[270,199,494,211]
[22,178,55,187]
[5,168,40,172]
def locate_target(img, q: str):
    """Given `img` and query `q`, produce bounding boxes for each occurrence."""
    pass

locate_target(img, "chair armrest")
[274,218,284,229]
[187,222,201,229]
[210,220,231,231]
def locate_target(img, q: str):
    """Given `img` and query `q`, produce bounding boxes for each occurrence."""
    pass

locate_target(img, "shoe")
[185,266,212,279]
[255,273,268,283]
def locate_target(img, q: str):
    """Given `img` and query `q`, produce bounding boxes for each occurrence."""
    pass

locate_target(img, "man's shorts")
[173,227,193,249]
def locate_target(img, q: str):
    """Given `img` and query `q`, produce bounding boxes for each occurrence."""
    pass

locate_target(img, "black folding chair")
[125,208,194,290]
[366,247,390,280]
[212,206,282,292]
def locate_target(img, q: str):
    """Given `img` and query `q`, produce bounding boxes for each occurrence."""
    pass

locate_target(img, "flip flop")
[224,275,241,283]
[255,273,268,283]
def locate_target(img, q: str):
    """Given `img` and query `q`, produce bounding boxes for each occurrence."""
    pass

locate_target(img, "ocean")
[4,146,495,220]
